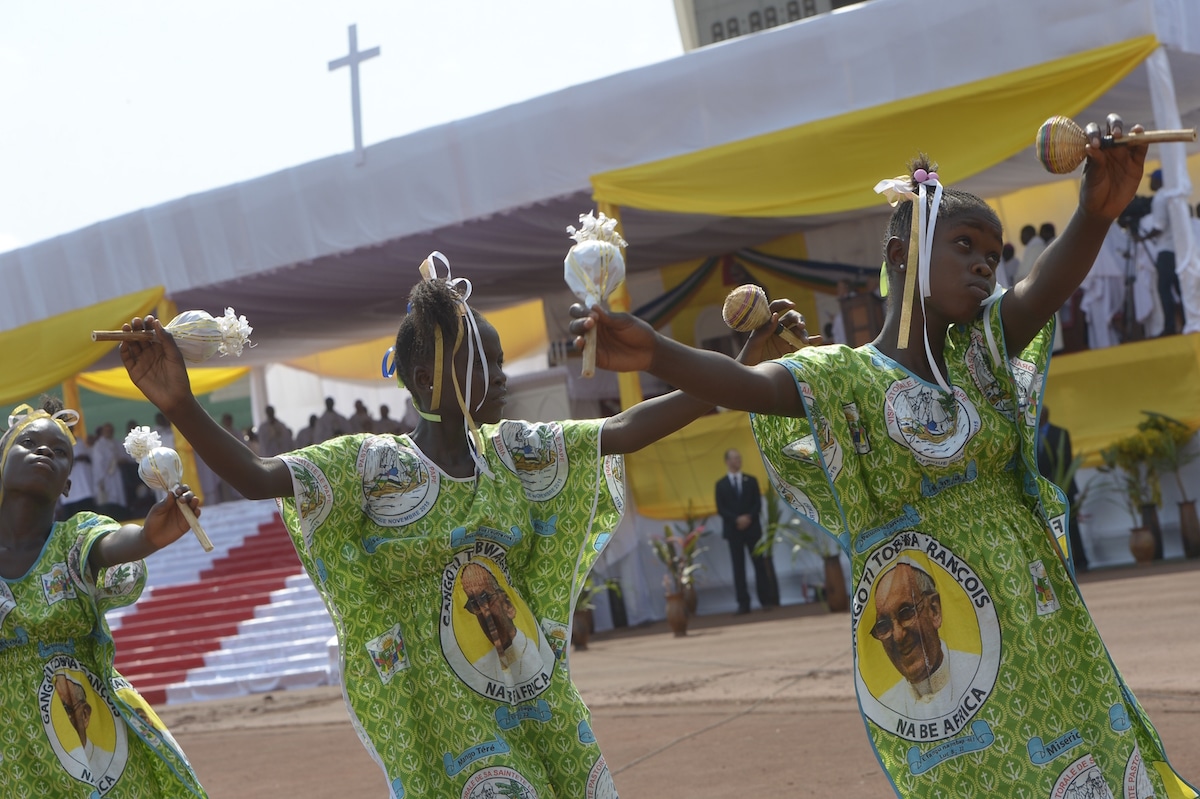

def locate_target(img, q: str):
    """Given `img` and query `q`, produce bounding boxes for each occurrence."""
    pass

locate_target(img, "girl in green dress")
[118,259,735,798]
[0,398,207,798]
[573,116,1197,798]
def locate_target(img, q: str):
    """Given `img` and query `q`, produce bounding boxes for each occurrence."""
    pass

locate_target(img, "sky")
[0,1,684,253]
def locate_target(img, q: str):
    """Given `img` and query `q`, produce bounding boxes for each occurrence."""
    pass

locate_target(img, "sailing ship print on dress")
[883,378,981,468]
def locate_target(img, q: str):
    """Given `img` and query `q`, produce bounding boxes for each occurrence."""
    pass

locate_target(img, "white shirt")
[877,642,981,721]
[1151,190,1173,249]
[1016,237,1046,283]
[470,629,547,687]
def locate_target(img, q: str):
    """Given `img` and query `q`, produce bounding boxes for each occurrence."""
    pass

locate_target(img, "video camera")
[1117,195,1153,233]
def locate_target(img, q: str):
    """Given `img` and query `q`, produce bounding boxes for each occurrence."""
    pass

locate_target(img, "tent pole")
[1145,46,1199,333]
[249,366,269,429]
[62,377,85,440]
[598,202,645,411]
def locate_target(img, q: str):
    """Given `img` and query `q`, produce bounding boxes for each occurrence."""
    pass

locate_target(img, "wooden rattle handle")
[581,329,597,378]
[1106,128,1198,147]
[92,330,155,342]
[777,326,821,348]
[177,499,213,552]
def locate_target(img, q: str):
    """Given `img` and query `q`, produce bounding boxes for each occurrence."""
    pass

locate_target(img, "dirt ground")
[160,563,1200,798]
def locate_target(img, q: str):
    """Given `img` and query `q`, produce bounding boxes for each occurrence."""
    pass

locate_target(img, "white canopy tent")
[4,0,1200,372]
[4,0,1200,624]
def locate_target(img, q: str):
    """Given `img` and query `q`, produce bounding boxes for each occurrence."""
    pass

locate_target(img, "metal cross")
[328,24,381,165]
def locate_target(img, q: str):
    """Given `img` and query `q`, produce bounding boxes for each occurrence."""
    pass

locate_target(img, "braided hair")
[882,154,1001,254]
[394,279,481,410]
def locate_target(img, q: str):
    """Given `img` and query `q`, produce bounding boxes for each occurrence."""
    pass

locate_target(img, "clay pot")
[683,583,698,616]
[1139,503,1164,560]
[1179,500,1200,559]
[1129,526,1156,565]
[665,592,689,637]
[571,608,593,651]
[823,556,849,613]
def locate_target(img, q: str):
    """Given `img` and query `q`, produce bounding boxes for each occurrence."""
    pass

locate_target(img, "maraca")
[565,211,627,378]
[123,427,213,552]
[722,284,819,348]
[1035,115,1196,174]
[93,307,253,364]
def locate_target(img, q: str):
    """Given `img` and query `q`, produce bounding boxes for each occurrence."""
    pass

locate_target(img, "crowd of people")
[995,173,1200,349]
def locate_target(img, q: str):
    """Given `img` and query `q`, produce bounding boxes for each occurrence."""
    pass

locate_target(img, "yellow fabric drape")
[0,287,164,407]
[285,298,548,381]
[626,410,759,519]
[591,36,1157,217]
[77,366,248,400]
[1046,334,1200,465]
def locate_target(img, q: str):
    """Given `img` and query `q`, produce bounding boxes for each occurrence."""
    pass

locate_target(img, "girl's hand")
[119,316,194,414]
[738,299,813,365]
[568,303,657,373]
[1080,114,1149,222]
[142,484,201,549]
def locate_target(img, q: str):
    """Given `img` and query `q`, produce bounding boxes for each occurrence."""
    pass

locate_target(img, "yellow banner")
[286,298,548,381]
[1046,333,1200,465]
[626,410,761,520]
[592,36,1157,217]
[0,287,165,407]
[77,365,248,400]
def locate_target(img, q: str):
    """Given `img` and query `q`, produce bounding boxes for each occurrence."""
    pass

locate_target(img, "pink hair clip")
[913,168,939,185]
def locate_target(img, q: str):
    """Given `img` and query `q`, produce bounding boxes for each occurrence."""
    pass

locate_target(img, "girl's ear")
[885,236,907,267]
[412,364,432,393]
[62,478,72,499]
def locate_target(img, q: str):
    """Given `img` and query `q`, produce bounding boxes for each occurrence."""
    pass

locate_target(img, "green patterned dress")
[0,513,206,798]
[278,419,624,799]
[751,301,1196,799]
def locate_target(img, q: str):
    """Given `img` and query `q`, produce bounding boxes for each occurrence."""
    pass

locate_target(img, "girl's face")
[448,318,508,425]
[926,210,1003,324]
[2,418,74,499]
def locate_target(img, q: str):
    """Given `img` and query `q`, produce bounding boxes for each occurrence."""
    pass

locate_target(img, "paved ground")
[160,561,1200,798]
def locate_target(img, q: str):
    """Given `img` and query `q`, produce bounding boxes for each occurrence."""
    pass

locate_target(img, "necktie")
[734,475,741,496]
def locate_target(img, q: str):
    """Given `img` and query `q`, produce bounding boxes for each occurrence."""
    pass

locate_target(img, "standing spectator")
[714,448,778,614]
[314,397,349,443]
[1147,169,1184,334]
[153,412,175,449]
[295,414,319,448]
[91,422,128,517]
[1013,224,1043,283]
[994,243,1019,288]
[1037,406,1088,572]
[256,405,294,457]
[348,400,374,433]
[373,404,408,435]
[61,426,98,518]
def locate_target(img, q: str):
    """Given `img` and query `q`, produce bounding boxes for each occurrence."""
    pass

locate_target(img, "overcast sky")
[0,1,684,253]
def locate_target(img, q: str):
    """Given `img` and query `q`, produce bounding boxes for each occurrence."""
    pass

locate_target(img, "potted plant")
[650,525,706,636]
[757,487,848,612]
[1099,426,1164,564]
[1140,412,1200,558]
[572,575,621,651]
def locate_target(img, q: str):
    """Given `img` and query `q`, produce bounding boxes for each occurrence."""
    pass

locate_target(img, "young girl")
[574,118,1196,797]
[117,258,729,798]
[0,398,207,798]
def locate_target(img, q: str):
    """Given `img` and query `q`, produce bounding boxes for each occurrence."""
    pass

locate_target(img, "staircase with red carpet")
[110,500,328,706]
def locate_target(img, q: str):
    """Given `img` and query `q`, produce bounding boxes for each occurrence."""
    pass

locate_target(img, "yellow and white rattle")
[93,307,253,364]
[565,211,627,378]
[123,427,213,552]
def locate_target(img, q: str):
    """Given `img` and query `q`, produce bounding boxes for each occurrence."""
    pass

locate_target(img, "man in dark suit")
[1037,406,1089,571]
[715,449,779,614]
